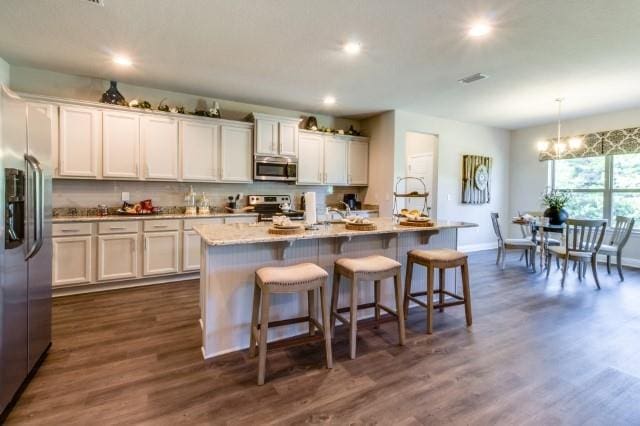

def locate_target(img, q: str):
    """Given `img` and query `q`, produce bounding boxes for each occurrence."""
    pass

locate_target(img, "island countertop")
[193,218,477,246]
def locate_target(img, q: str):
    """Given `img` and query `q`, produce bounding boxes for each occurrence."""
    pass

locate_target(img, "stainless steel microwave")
[254,156,297,182]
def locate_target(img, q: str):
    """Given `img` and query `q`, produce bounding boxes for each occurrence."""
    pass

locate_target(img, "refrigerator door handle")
[24,154,44,260]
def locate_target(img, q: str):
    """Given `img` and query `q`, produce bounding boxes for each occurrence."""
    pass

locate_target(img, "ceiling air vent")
[458,73,488,84]
[84,0,105,5]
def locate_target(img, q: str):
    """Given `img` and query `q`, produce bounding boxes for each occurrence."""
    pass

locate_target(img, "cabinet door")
[59,106,100,177]
[52,236,92,286]
[255,119,278,155]
[348,141,369,185]
[141,116,178,180]
[220,126,253,182]
[278,121,298,157]
[323,137,348,185]
[98,234,138,281]
[102,111,140,178]
[180,121,219,181]
[143,231,179,276]
[182,230,201,272]
[297,133,324,184]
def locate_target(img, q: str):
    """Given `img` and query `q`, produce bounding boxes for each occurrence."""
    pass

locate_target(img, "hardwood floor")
[7,250,640,425]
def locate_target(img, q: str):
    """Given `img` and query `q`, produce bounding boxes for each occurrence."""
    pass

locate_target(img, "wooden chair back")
[609,216,635,248]
[564,219,607,255]
[490,212,504,243]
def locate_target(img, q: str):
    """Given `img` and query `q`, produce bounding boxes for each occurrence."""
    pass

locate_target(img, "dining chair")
[545,219,607,289]
[599,216,635,281]
[518,211,561,268]
[491,212,536,271]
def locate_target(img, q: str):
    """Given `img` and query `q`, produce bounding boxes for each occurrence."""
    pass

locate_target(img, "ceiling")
[1,0,639,129]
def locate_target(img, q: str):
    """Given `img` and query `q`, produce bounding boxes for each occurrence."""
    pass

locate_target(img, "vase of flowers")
[541,189,571,225]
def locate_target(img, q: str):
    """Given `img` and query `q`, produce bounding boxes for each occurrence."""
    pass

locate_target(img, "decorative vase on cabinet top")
[100,81,127,106]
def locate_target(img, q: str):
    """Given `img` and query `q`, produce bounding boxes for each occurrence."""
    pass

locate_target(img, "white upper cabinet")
[59,106,100,177]
[102,111,140,179]
[348,140,369,185]
[297,132,324,184]
[220,125,253,182]
[323,137,348,185]
[253,113,300,157]
[180,120,219,181]
[141,116,178,180]
[278,121,298,157]
[255,118,278,155]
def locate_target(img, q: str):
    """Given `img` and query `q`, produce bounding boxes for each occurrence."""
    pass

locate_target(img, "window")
[551,153,640,228]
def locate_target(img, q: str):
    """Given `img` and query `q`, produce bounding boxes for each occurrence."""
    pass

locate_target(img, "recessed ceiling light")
[468,21,492,38]
[113,55,132,67]
[323,96,336,106]
[343,41,362,55]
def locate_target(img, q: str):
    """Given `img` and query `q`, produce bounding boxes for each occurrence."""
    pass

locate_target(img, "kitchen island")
[194,218,476,359]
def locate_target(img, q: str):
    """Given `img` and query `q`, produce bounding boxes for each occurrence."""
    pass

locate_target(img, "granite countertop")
[193,218,477,246]
[53,212,259,223]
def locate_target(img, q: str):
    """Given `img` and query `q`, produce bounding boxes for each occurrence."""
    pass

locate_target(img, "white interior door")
[406,153,434,213]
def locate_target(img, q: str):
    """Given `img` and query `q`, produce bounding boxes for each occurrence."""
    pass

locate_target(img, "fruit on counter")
[118,199,154,215]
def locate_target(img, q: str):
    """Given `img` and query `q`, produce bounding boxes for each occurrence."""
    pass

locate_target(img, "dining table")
[513,218,565,269]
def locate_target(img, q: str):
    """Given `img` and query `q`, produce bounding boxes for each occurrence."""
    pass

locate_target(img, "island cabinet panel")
[143,231,179,276]
[141,116,179,180]
[182,230,201,271]
[59,105,100,177]
[278,121,298,157]
[52,236,92,286]
[323,137,348,185]
[348,140,369,185]
[255,118,278,155]
[97,234,139,281]
[297,132,324,184]
[179,121,220,181]
[220,125,252,182]
[102,111,140,179]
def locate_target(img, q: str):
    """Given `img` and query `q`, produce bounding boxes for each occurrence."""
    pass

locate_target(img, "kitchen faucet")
[328,201,351,219]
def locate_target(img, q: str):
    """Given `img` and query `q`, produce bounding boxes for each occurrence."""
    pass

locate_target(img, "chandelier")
[536,98,582,158]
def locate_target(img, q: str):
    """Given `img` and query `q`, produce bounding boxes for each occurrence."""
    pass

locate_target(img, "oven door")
[254,157,297,181]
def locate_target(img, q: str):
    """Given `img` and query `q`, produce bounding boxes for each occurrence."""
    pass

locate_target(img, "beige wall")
[9,65,360,130]
[361,111,396,215]
[509,106,640,266]
[0,57,9,85]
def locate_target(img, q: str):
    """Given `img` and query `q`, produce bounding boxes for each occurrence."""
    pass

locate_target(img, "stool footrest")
[268,333,325,351]
[407,295,466,310]
[334,313,397,331]
[337,302,376,313]
[409,290,463,300]
[257,316,311,329]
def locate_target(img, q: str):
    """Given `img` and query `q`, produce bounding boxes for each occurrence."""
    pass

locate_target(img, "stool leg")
[330,271,341,336]
[427,266,435,334]
[438,268,445,313]
[308,289,316,336]
[349,277,358,360]
[461,261,472,327]
[319,284,333,369]
[248,283,261,358]
[394,272,406,345]
[257,289,270,386]
[374,280,381,326]
[403,259,413,320]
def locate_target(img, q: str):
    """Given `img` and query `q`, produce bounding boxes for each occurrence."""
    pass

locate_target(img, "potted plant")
[541,189,571,225]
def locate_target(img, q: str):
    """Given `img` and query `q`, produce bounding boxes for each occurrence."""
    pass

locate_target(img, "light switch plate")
[121,192,130,202]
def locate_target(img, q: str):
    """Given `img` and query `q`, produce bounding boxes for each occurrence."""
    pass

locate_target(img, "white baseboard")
[459,242,498,253]
[595,254,640,269]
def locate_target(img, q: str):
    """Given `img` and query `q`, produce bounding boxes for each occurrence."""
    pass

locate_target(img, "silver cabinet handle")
[61,229,80,233]
[153,225,168,228]
[110,226,127,230]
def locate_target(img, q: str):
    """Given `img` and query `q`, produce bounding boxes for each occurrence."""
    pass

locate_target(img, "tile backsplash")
[53,179,368,213]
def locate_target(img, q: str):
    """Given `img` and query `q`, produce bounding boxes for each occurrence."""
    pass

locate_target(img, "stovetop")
[248,194,305,222]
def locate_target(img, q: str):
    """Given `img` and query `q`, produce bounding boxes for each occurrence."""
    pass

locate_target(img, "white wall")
[510,106,640,266]
[360,111,396,215]
[0,57,9,85]
[9,65,360,130]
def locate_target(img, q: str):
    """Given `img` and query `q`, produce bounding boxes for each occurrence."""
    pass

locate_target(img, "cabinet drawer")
[52,222,92,236]
[144,219,180,232]
[183,217,224,230]
[98,221,140,234]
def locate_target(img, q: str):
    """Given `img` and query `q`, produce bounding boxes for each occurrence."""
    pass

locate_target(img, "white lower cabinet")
[52,236,92,286]
[182,230,201,272]
[98,234,139,281]
[143,231,179,276]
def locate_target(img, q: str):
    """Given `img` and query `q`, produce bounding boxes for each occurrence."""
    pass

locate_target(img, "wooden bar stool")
[330,255,405,360]
[403,249,472,334]
[249,263,333,385]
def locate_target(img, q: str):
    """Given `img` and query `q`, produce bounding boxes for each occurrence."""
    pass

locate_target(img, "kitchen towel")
[304,191,317,225]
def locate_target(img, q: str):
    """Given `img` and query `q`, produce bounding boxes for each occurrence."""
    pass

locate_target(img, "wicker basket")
[398,219,435,228]
[345,222,377,231]
[268,226,305,235]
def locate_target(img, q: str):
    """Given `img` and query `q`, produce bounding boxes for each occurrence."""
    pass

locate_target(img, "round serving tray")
[398,219,435,228]
[345,222,377,231]
[268,226,305,235]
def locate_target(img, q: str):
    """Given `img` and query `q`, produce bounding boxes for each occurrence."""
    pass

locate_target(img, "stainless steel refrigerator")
[0,85,52,418]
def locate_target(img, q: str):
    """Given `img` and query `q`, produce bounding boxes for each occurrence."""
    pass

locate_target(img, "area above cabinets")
[51,100,253,183]
[297,130,369,186]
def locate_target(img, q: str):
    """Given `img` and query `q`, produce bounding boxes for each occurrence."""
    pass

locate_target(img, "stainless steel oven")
[254,156,297,182]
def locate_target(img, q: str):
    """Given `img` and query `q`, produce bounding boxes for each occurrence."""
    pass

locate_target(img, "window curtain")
[538,126,640,161]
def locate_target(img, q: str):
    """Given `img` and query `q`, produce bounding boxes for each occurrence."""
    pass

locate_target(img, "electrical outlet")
[121,192,130,202]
